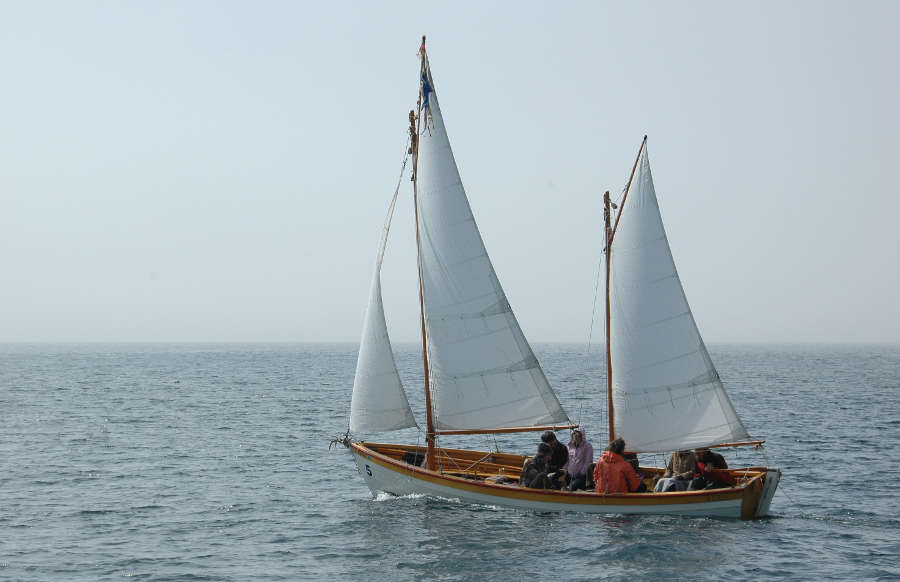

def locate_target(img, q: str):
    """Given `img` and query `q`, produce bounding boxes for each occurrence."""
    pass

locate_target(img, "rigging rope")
[759,446,795,511]
[585,258,603,355]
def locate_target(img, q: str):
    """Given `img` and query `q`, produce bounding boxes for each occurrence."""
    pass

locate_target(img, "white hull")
[350,443,780,520]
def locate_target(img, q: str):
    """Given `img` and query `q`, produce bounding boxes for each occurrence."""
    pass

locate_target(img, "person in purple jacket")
[563,426,594,491]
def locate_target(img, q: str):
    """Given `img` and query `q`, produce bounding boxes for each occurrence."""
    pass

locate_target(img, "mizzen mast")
[603,190,615,443]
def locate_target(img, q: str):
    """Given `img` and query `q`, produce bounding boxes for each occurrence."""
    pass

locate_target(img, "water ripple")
[1,343,899,580]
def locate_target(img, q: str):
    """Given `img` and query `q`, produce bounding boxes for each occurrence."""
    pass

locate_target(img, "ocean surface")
[1,343,899,581]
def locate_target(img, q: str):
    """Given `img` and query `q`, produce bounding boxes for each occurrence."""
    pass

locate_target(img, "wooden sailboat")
[340,38,780,519]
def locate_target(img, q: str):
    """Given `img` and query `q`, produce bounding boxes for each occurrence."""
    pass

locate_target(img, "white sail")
[415,62,569,431]
[608,146,749,452]
[349,186,417,433]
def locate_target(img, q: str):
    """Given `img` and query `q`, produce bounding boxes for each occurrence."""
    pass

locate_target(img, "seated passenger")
[563,427,594,491]
[693,448,736,488]
[594,438,642,494]
[623,452,648,492]
[654,450,697,492]
[519,443,555,489]
[541,430,569,474]
[696,448,727,469]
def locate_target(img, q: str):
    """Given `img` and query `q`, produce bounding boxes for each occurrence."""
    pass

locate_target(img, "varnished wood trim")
[740,473,764,519]
[603,190,614,443]
[702,440,766,450]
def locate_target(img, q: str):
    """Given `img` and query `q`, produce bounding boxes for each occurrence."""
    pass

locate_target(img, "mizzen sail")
[415,60,569,431]
[349,182,417,433]
[608,146,749,452]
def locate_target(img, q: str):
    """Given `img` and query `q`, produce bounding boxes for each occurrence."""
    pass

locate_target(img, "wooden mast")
[603,190,614,443]
[605,135,648,444]
[412,35,437,472]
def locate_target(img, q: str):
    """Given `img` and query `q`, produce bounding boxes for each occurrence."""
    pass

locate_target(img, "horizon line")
[1,339,898,346]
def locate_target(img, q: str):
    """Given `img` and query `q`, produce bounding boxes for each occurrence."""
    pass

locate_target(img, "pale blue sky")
[1,1,898,342]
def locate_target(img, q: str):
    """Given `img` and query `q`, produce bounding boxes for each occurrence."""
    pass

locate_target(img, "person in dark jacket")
[696,448,727,469]
[519,443,554,489]
[541,431,569,474]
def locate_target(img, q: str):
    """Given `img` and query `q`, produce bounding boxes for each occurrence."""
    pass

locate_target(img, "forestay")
[608,146,749,452]
[349,184,417,433]
[415,62,569,431]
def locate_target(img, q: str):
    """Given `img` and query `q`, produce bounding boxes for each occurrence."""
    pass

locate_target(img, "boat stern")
[754,467,781,517]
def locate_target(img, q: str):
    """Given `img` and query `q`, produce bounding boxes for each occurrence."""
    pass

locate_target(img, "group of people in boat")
[519,428,592,491]
[518,429,736,494]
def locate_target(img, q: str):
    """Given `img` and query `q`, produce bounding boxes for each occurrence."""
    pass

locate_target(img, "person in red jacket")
[594,438,642,494]
[694,448,736,487]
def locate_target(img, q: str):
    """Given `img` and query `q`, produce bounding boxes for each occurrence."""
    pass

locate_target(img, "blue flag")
[421,70,433,113]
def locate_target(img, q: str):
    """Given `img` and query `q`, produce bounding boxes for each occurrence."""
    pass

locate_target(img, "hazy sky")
[2,1,898,343]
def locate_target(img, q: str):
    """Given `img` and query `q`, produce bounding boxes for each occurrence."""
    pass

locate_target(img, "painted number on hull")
[365,464,372,476]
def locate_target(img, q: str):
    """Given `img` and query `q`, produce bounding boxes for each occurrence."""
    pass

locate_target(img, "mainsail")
[349,184,417,433]
[415,60,569,431]
[608,145,749,452]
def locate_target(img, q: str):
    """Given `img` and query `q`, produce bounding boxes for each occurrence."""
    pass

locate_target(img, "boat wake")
[372,491,461,504]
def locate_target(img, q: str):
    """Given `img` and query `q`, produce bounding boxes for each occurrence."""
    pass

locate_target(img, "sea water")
[1,343,898,581]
